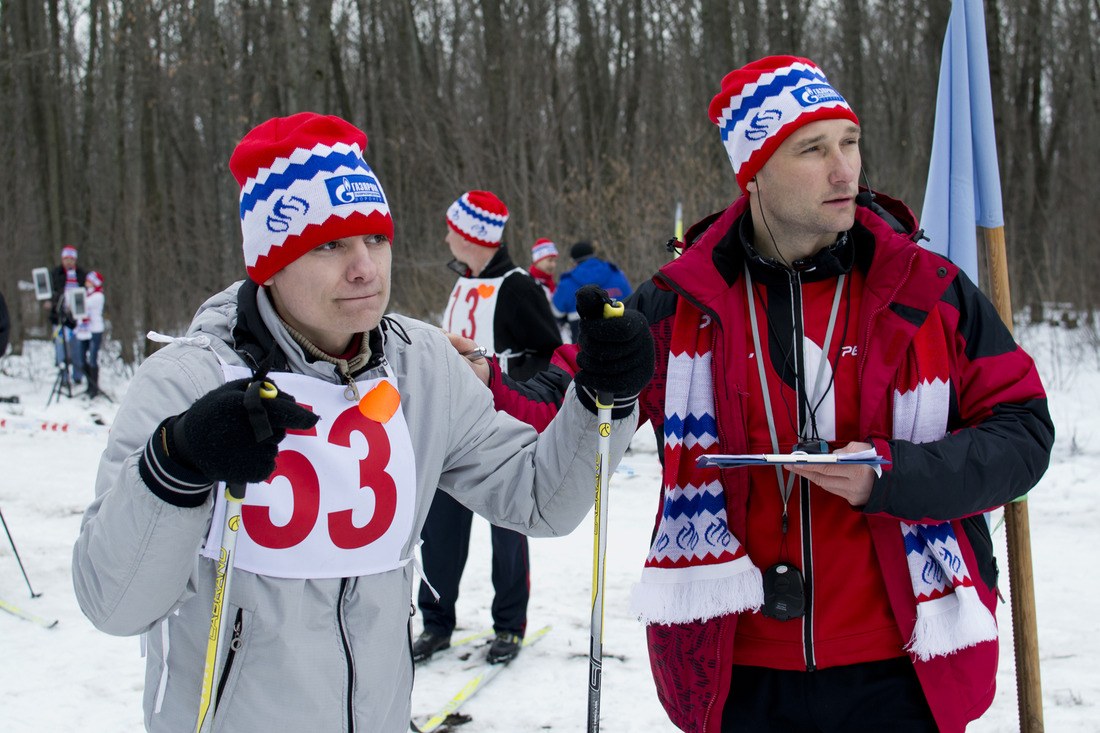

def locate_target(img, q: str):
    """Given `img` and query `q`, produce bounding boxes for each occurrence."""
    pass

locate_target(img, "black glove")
[140,377,319,507]
[573,284,655,416]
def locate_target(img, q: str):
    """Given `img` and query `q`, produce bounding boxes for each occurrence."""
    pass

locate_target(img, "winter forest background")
[2,0,1099,358]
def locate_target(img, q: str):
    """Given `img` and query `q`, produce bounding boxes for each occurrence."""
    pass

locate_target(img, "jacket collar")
[656,193,954,319]
[448,242,517,279]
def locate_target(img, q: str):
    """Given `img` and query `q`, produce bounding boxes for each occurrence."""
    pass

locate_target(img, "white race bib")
[202,365,417,579]
[441,268,525,356]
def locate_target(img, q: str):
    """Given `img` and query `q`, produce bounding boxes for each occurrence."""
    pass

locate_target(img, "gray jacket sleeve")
[393,319,636,539]
[72,343,225,636]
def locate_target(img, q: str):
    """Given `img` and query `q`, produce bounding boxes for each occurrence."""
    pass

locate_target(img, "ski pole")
[587,297,623,733]
[0,505,41,598]
[196,379,278,733]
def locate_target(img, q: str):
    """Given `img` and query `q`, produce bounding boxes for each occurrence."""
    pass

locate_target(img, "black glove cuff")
[574,385,638,419]
[138,417,214,508]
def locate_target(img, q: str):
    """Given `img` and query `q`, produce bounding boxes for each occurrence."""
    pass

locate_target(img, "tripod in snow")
[46,324,75,407]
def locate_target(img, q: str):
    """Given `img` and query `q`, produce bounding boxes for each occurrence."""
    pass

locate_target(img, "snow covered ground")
[1,321,1097,732]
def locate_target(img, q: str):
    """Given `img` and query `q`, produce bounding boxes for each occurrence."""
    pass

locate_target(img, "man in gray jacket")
[71,112,654,733]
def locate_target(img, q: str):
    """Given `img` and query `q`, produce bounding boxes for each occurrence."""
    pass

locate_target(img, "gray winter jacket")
[72,281,635,733]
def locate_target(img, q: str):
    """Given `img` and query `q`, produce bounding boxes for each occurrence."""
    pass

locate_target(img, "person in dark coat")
[0,288,10,358]
[45,245,87,386]
[416,190,564,666]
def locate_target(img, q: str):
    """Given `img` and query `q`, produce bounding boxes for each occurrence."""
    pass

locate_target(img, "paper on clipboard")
[696,448,890,469]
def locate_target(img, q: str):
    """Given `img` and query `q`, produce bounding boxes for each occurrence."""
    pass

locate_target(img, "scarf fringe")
[905,585,999,661]
[631,555,764,626]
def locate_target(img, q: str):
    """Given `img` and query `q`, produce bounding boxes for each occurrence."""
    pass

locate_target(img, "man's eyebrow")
[792,133,827,147]
[790,124,862,148]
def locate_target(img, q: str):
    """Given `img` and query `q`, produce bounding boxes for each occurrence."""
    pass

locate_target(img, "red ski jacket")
[634,194,1052,733]
[490,192,1053,732]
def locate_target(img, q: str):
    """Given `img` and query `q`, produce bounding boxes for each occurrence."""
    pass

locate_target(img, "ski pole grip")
[230,379,280,503]
[243,379,279,442]
[596,299,623,407]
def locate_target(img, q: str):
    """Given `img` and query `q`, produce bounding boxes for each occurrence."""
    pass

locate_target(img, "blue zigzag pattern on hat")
[718,66,829,141]
[240,148,368,216]
[457,196,505,226]
[663,491,726,521]
[663,412,719,444]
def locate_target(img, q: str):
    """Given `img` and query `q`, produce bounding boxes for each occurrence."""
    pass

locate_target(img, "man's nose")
[347,238,377,279]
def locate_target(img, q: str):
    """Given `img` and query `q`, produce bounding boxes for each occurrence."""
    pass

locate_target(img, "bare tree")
[0,0,1096,353]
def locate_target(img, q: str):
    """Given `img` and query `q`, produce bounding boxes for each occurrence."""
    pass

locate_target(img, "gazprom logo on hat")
[792,84,846,108]
[326,174,386,207]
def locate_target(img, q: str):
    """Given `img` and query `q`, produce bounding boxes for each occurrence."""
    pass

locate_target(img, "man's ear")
[745,176,758,194]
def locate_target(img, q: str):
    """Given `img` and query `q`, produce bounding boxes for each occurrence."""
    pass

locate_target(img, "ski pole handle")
[594,296,624,410]
[588,299,621,733]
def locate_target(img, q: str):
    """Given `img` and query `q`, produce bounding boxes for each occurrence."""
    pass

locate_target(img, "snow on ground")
[0,323,1098,732]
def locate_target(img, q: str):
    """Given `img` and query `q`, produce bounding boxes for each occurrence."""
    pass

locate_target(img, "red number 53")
[242,406,397,550]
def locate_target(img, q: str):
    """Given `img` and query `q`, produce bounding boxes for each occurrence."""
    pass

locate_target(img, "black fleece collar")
[711,211,872,288]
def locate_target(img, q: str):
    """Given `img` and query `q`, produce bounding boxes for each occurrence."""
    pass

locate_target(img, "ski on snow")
[0,597,59,628]
[414,624,551,733]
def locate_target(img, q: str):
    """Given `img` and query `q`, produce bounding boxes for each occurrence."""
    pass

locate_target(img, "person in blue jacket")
[552,241,632,341]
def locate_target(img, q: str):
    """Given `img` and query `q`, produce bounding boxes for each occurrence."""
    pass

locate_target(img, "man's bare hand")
[786,441,875,507]
[443,331,491,386]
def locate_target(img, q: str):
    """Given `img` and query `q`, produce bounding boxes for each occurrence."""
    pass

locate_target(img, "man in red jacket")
[492,55,1054,733]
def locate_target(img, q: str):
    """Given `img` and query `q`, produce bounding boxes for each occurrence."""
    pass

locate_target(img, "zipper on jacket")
[788,270,817,672]
[214,609,244,708]
[799,477,816,671]
[338,578,355,732]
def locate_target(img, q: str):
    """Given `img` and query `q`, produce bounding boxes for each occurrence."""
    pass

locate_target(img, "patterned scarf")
[630,297,998,660]
[629,301,764,624]
[893,307,998,660]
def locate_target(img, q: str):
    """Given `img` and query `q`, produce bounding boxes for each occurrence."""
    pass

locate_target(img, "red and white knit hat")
[230,112,393,284]
[61,246,78,260]
[708,56,859,193]
[85,271,103,292]
[531,238,558,264]
[446,190,508,248]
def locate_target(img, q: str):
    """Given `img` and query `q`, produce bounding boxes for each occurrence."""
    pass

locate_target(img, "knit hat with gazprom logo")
[708,56,859,193]
[230,112,393,284]
[446,191,509,248]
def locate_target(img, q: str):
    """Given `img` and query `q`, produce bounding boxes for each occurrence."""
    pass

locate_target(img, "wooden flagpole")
[982,224,1044,733]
